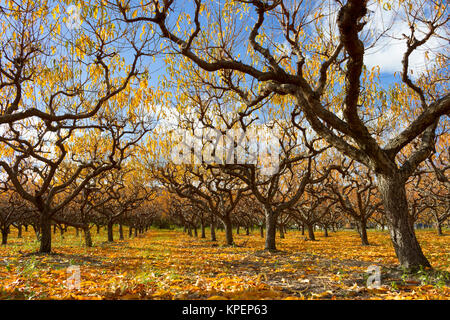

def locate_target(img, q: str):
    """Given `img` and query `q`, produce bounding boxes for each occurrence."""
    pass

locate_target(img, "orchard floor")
[0,227,448,300]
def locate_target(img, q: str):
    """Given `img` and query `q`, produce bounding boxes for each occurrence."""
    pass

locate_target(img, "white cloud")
[363,3,446,77]
[316,2,446,77]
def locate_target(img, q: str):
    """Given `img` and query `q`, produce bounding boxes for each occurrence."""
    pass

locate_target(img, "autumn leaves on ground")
[0,227,448,300]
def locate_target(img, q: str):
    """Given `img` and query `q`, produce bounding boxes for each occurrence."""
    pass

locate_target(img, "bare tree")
[327,167,382,245]
[116,0,449,269]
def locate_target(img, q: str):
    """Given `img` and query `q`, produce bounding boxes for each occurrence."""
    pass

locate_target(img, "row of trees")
[0,168,157,246]
[151,151,449,247]
[2,159,448,250]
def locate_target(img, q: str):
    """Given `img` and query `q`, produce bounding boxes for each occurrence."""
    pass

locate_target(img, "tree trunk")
[264,209,277,251]
[246,226,250,236]
[222,216,234,245]
[17,225,22,238]
[39,212,52,253]
[96,224,100,234]
[301,224,305,235]
[377,174,431,269]
[134,227,138,237]
[84,225,93,247]
[260,224,264,238]
[107,221,114,242]
[279,224,285,239]
[357,219,370,245]
[1,228,7,245]
[201,221,206,238]
[33,224,41,241]
[119,224,124,240]
[129,226,133,238]
[210,219,217,241]
[437,221,443,236]
[323,226,328,237]
[236,225,240,235]
[306,223,316,241]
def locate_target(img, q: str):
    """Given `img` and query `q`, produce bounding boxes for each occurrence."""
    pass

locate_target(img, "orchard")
[0,0,448,301]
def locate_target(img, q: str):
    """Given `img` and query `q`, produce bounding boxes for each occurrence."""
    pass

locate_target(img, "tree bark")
[210,219,217,241]
[264,209,277,251]
[279,224,285,239]
[119,224,124,240]
[357,219,370,245]
[377,174,431,269]
[437,222,443,236]
[33,224,41,241]
[39,211,52,253]
[84,225,93,247]
[222,216,234,245]
[201,221,206,238]
[1,228,7,245]
[17,224,22,238]
[107,221,114,242]
[306,223,316,241]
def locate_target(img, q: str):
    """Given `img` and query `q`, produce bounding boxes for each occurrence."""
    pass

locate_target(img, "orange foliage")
[0,227,448,300]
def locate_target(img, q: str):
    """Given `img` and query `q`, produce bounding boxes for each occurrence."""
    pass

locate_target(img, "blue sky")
[54,0,444,111]
[135,0,429,93]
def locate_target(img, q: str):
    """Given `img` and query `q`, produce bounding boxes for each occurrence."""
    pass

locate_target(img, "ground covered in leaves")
[0,227,449,300]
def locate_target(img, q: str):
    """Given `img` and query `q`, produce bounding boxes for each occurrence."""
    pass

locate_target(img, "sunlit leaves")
[0,228,448,300]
